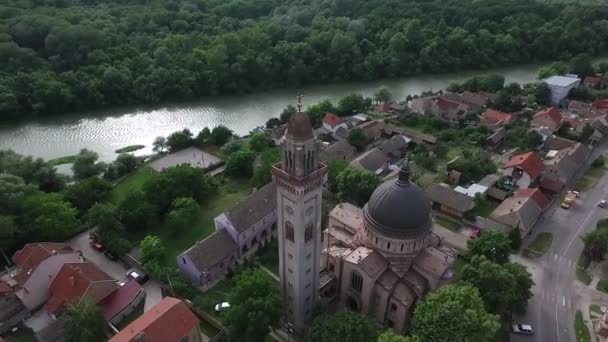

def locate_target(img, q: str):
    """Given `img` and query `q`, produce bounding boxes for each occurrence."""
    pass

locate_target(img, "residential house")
[44,262,119,319]
[478,174,509,201]
[178,182,276,287]
[544,75,581,105]
[584,75,605,89]
[319,140,357,163]
[109,297,201,342]
[334,126,350,140]
[530,107,563,132]
[100,280,145,325]
[460,91,491,107]
[434,96,471,122]
[484,127,507,151]
[383,123,437,145]
[502,152,544,189]
[426,183,475,219]
[542,135,578,151]
[543,142,591,185]
[0,281,29,335]
[568,100,597,118]
[322,113,348,133]
[349,148,391,175]
[378,135,410,159]
[481,109,512,131]
[454,184,489,198]
[410,96,436,115]
[488,188,549,235]
[358,120,385,141]
[593,99,608,110]
[374,102,393,113]
[9,242,83,311]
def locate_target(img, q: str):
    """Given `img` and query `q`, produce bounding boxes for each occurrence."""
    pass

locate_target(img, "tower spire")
[296,94,303,112]
[397,156,410,186]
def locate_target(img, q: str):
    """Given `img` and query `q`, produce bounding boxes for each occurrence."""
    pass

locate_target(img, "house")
[568,100,597,118]
[334,126,350,140]
[488,188,548,235]
[349,148,394,176]
[460,91,491,107]
[410,96,435,115]
[378,135,410,159]
[322,113,347,133]
[383,123,437,145]
[484,127,507,151]
[45,262,119,319]
[324,203,364,247]
[100,280,145,325]
[374,102,393,113]
[454,184,489,198]
[478,174,509,201]
[109,297,201,342]
[434,96,471,122]
[426,183,475,219]
[531,107,563,132]
[542,135,577,151]
[543,143,591,184]
[0,281,29,335]
[502,152,544,189]
[10,242,83,311]
[584,75,603,89]
[481,109,512,131]
[543,75,581,105]
[593,99,608,110]
[179,182,276,287]
[319,140,357,163]
[358,120,385,140]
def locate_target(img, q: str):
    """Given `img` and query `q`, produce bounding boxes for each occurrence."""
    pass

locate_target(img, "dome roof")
[363,162,432,239]
[286,112,313,140]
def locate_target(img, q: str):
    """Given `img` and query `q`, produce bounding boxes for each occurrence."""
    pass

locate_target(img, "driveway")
[24,309,53,333]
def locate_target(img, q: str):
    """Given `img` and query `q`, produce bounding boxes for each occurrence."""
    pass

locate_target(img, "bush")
[593,156,605,168]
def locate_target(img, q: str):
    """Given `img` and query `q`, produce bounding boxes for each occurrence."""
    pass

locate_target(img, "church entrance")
[346,296,360,312]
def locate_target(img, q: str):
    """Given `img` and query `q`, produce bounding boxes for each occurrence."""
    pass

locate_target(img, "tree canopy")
[64,298,106,342]
[337,167,382,206]
[308,311,379,342]
[467,230,512,264]
[2,0,607,121]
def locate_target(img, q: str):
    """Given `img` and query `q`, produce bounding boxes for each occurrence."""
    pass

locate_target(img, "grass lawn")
[470,199,498,218]
[127,178,252,267]
[590,304,603,316]
[48,155,77,166]
[435,216,461,232]
[597,279,608,294]
[257,239,279,276]
[2,326,36,342]
[575,165,606,192]
[522,232,553,259]
[115,144,145,153]
[575,310,591,342]
[577,252,593,285]
[111,166,158,203]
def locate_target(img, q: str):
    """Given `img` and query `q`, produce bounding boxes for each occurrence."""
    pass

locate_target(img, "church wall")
[372,285,391,325]
[385,297,412,334]
[339,261,375,315]
[411,265,441,290]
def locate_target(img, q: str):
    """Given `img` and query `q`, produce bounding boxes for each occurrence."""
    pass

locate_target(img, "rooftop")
[503,152,544,179]
[544,75,581,87]
[329,203,364,231]
[179,229,238,272]
[224,182,276,233]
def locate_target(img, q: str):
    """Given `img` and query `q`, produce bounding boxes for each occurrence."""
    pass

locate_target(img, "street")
[512,141,608,342]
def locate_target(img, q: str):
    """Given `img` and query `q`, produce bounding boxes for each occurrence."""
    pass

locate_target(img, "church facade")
[320,162,456,334]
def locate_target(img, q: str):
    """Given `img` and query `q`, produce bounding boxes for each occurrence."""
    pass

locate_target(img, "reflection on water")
[0,64,544,161]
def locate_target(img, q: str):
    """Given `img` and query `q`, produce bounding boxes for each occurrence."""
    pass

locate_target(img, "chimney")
[69,276,75,287]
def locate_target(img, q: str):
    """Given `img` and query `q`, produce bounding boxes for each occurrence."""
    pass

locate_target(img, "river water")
[0,63,546,162]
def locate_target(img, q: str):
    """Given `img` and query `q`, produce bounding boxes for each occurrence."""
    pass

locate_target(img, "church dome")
[286,112,313,140]
[363,161,432,239]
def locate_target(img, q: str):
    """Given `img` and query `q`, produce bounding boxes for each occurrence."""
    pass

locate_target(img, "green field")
[522,233,553,259]
[111,166,158,203]
[48,155,77,166]
[575,310,591,342]
[435,216,461,232]
[115,144,145,153]
[576,252,592,285]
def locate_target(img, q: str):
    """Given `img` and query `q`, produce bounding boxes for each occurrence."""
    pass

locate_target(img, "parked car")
[126,268,149,284]
[599,200,607,208]
[572,190,580,198]
[468,227,481,240]
[215,302,230,312]
[511,324,534,335]
[104,251,118,261]
[89,239,104,252]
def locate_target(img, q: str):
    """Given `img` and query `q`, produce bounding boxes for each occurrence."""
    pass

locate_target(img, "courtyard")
[148,146,222,172]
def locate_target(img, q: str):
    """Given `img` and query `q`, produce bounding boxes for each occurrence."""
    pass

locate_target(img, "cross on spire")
[296,94,303,112]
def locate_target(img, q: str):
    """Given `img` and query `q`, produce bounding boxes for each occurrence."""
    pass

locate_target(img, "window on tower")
[285,222,294,242]
[304,223,313,243]
[351,271,363,292]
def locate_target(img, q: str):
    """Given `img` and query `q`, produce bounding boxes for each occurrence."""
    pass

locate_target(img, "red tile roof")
[322,112,343,128]
[374,102,393,113]
[0,281,12,297]
[100,280,143,321]
[109,297,199,342]
[503,152,544,179]
[533,107,563,128]
[481,109,512,125]
[12,242,76,285]
[593,99,608,109]
[45,262,117,316]
[515,188,550,209]
[584,76,602,87]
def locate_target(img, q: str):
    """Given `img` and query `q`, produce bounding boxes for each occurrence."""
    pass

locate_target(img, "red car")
[469,227,481,240]
[89,239,104,252]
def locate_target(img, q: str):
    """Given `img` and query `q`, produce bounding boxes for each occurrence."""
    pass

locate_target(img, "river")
[0,63,547,162]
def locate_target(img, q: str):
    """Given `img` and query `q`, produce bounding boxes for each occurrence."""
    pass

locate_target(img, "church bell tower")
[272,97,327,334]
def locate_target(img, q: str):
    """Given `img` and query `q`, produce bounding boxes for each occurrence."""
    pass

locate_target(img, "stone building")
[321,162,456,334]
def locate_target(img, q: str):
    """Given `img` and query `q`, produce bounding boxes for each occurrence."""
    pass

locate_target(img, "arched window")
[304,223,314,243]
[351,271,363,292]
[285,222,294,242]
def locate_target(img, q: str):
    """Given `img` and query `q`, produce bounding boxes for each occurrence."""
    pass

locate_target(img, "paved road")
[512,142,608,342]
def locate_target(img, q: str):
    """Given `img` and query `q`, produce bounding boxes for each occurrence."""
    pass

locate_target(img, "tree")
[338,93,370,115]
[64,298,105,342]
[142,165,217,213]
[280,104,297,123]
[266,118,281,128]
[195,127,211,145]
[0,174,39,215]
[23,193,79,241]
[327,159,349,192]
[224,268,283,341]
[308,311,379,342]
[118,190,157,231]
[373,87,392,103]
[0,215,18,254]
[166,129,194,152]
[378,331,420,342]
[467,230,512,264]
[87,203,132,255]
[63,177,112,213]
[166,197,199,234]
[249,132,270,152]
[461,255,533,317]
[0,150,64,192]
[337,168,382,207]
[71,149,106,180]
[225,150,256,177]
[209,125,234,146]
[152,136,167,154]
[221,138,244,155]
[581,229,608,264]
[411,284,500,342]
[348,128,369,151]
[113,153,140,176]
[533,82,551,106]
[570,54,594,77]
[508,228,522,251]
[140,235,165,263]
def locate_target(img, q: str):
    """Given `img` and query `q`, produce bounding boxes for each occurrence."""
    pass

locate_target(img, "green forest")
[1,0,607,120]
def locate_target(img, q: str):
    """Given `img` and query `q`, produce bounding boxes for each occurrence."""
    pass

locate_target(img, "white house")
[544,75,581,106]
[322,112,348,133]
